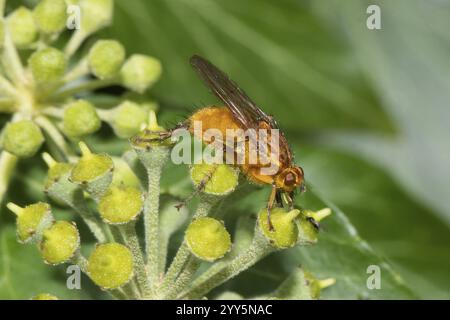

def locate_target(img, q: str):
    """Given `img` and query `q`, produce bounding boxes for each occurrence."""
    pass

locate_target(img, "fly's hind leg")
[175,164,218,210]
[266,185,277,231]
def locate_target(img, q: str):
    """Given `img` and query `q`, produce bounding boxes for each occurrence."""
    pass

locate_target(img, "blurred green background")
[1,0,449,299]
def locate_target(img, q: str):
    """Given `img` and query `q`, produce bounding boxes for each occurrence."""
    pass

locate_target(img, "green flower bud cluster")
[185,217,232,262]
[88,40,125,80]
[258,207,332,249]
[269,267,336,300]
[33,0,68,34]
[32,293,59,300]
[1,120,44,158]
[7,7,37,48]
[120,55,162,93]
[0,0,162,206]
[190,163,239,196]
[11,111,333,300]
[29,47,67,84]
[109,101,150,138]
[98,185,143,224]
[40,220,80,264]
[62,100,101,139]
[7,202,80,265]
[88,243,134,289]
[80,0,114,34]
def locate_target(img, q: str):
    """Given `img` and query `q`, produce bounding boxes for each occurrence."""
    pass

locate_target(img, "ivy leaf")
[0,226,91,299]
[215,186,416,299]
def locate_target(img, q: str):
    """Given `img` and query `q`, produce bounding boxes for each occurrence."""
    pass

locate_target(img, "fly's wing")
[190,55,277,129]
[190,55,294,167]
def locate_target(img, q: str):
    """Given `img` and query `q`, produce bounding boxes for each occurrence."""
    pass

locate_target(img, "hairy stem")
[46,173,107,243]
[0,151,18,205]
[51,78,117,101]
[63,58,89,83]
[64,29,88,58]
[0,75,18,97]
[1,25,26,86]
[141,148,170,291]
[119,223,151,297]
[34,116,77,162]
[160,195,218,298]
[165,256,201,299]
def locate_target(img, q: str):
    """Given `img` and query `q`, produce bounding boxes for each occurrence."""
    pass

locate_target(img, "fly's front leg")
[136,122,188,143]
[275,190,283,207]
[266,184,277,231]
[286,191,295,210]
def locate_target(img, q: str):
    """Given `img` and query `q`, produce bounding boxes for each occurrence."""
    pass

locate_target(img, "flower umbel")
[10,109,334,299]
[0,0,162,204]
[4,1,334,300]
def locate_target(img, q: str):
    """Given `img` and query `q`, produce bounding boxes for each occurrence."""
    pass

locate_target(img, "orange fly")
[142,55,306,229]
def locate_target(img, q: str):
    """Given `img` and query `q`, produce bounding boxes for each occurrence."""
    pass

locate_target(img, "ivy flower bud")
[32,293,58,300]
[88,243,134,289]
[111,157,140,189]
[7,7,38,48]
[120,54,162,93]
[131,111,172,151]
[71,142,114,199]
[304,271,336,299]
[33,0,68,34]
[88,39,125,79]
[98,185,143,224]
[110,101,148,138]
[258,208,300,249]
[42,153,74,190]
[7,202,54,244]
[62,100,101,138]
[297,207,332,245]
[29,47,67,84]
[185,217,232,262]
[190,163,239,196]
[40,221,80,265]
[1,120,44,158]
[80,0,113,34]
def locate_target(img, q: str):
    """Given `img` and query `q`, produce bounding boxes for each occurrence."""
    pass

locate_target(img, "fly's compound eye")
[284,172,296,187]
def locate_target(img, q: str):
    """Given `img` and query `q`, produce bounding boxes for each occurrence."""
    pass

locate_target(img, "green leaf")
[311,0,450,226]
[215,185,416,299]
[299,145,450,299]
[0,225,90,299]
[108,0,392,132]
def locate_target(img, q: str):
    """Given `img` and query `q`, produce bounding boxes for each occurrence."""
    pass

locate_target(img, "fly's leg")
[275,190,283,207]
[266,185,277,231]
[175,164,218,210]
[134,121,188,143]
[286,191,295,210]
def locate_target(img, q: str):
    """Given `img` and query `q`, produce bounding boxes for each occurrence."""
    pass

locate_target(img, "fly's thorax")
[188,106,241,142]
